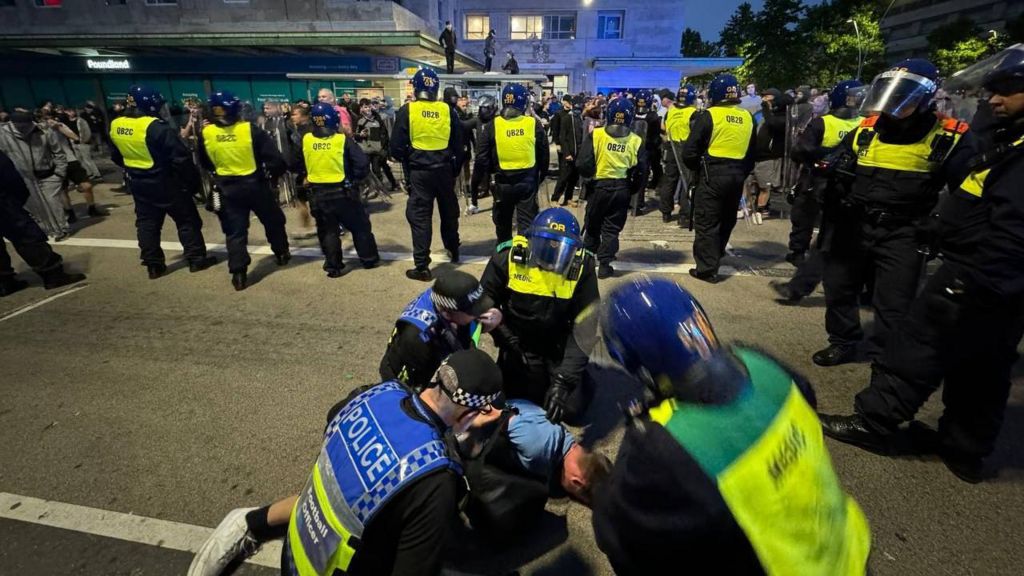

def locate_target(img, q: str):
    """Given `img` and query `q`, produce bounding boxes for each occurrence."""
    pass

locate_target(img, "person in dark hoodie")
[551,95,585,206]
[749,88,792,223]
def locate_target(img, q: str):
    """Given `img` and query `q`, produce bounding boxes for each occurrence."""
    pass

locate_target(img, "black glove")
[544,375,572,424]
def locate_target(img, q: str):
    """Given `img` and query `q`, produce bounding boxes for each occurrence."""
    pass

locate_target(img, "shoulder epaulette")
[940,117,969,135]
[496,240,513,253]
[860,115,879,128]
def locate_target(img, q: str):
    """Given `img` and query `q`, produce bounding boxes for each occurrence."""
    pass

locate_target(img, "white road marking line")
[55,237,747,276]
[0,492,281,569]
[0,283,89,324]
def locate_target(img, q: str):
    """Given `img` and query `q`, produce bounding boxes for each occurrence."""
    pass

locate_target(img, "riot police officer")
[480,207,599,425]
[658,85,698,225]
[821,46,1024,483]
[474,83,549,244]
[683,74,757,282]
[590,276,871,574]
[199,90,290,291]
[295,103,380,277]
[578,97,647,279]
[813,59,975,367]
[390,68,464,282]
[108,85,217,279]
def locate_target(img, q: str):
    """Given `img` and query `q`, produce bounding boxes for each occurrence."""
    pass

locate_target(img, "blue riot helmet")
[525,208,582,275]
[981,43,1024,96]
[310,102,340,137]
[830,79,864,110]
[208,91,241,126]
[501,83,529,113]
[708,74,741,105]
[601,276,722,400]
[412,68,440,101]
[126,85,166,117]
[861,58,940,119]
[679,84,697,106]
[606,97,635,127]
[633,89,653,114]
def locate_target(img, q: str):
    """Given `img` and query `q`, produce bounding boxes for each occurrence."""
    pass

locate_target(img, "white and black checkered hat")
[432,349,504,409]
[430,271,494,317]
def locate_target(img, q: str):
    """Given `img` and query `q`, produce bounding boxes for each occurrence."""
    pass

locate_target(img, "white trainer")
[465,204,479,215]
[188,507,260,576]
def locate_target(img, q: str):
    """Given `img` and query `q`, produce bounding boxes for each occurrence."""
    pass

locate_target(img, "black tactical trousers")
[788,184,821,255]
[0,205,60,277]
[854,264,1024,460]
[217,180,289,273]
[658,141,687,219]
[583,180,631,266]
[406,168,459,269]
[552,154,580,204]
[310,189,380,272]
[132,180,208,266]
[492,172,538,245]
[691,166,746,275]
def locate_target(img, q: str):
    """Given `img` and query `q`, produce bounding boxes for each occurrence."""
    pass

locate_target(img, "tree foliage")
[681,27,719,57]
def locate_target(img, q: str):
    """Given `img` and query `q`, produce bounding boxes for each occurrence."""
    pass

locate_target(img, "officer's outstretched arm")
[389,106,411,162]
[577,133,597,178]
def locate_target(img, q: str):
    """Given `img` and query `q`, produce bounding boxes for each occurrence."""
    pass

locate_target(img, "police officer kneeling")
[578,97,647,279]
[109,85,217,279]
[475,83,548,244]
[591,276,871,574]
[821,45,1024,483]
[200,90,291,291]
[298,103,381,277]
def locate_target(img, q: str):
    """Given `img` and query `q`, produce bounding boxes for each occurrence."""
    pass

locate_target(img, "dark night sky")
[685,0,827,41]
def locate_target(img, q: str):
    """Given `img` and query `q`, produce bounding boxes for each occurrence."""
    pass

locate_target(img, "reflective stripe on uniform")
[303,132,347,184]
[707,105,753,160]
[851,115,966,173]
[202,121,257,176]
[592,127,642,180]
[665,106,696,142]
[507,235,583,299]
[109,116,157,169]
[820,114,861,148]
[494,115,537,170]
[409,100,451,151]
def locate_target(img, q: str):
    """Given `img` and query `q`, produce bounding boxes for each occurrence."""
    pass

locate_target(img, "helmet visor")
[860,70,937,119]
[527,230,579,275]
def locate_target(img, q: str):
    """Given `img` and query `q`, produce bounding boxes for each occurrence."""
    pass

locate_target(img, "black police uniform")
[821,112,974,359]
[474,111,549,244]
[682,104,757,277]
[849,124,1024,465]
[578,125,648,270]
[658,102,698,224]
[295,130,380,274]
[639,108,663,191]
[390,98,464,272]
[198,119,290,275]
[480,243,599,424]
[108,111,212,269]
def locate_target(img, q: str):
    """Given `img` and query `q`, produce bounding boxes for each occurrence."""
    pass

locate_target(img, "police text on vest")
[340,404,399,489]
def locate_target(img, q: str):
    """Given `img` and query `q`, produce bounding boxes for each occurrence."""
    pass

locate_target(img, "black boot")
[147,263,167,279]
[232,271,248,291]
[819,413,893,453]
[405,267,432,282]
[276,252,292,266]
[770,281,803,305]
[661,213,673,223]
[688,268,719,284]
[42,269,86,290]
[87,204,109,217]
[189,256,218,273]
[448,247,460,264]
[326,263,349,278]
[0,276,29,297]
[65,209,78,224]
[597,264,615,279]
[812,343,858,367]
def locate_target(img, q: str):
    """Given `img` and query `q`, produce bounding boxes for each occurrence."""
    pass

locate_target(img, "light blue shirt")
[506,398,575,483]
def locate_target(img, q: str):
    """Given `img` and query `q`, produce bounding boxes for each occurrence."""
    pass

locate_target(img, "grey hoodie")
[0,122,67,184]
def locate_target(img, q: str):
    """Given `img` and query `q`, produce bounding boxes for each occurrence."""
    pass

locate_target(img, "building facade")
[881,0,1023,62]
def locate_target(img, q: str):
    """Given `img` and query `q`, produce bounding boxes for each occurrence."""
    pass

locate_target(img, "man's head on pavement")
[562,444,612,505]
[423,350,504,434]
[431,270,495,327]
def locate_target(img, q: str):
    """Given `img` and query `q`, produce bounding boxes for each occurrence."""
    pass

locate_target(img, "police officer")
[578,97,648,279]
[658,85,698,225]
[480,208,599,425]
[590,276,871,574]
[199,90,290,291]
[475,83,549,244]
[109,85,217,279]
[390,68,464,282]
[813,59,975,367]
[683,74,757,282]
[631,88,661,210]
[380,270,502,391]
[821,46,1024,484]
[1,149,85,296]
[295,103,380,277]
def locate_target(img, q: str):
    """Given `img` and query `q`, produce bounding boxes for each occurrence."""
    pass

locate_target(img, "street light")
[847,18,863,81]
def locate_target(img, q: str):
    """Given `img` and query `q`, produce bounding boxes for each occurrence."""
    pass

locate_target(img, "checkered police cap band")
[432,363,501,409]
[430,285,484,314]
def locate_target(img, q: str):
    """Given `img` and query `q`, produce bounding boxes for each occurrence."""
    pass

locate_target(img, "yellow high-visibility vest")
[109,116,157,169]
[202,121,257,176]
[958,133,1024,197]
[707,105,753,160]
[494,115,537,170]
[665,106,696,142]
[592,127,642,180]
[303,132,347,184]
[820,114,861,148]
[408,100,451,151]
[851,114,967,174]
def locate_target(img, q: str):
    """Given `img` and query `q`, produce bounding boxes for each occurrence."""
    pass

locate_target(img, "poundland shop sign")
[86,59,131,70]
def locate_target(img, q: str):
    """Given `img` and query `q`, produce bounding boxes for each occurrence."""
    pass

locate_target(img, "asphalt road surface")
[1,172,1022,576]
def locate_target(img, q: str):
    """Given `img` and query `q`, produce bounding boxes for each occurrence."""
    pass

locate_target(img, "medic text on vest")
[312,142,332,151]
[606,142,627,153]
[422,110,440,119]
[506,128,525,137]
[767,422,807,489]
[340,404,399,489]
